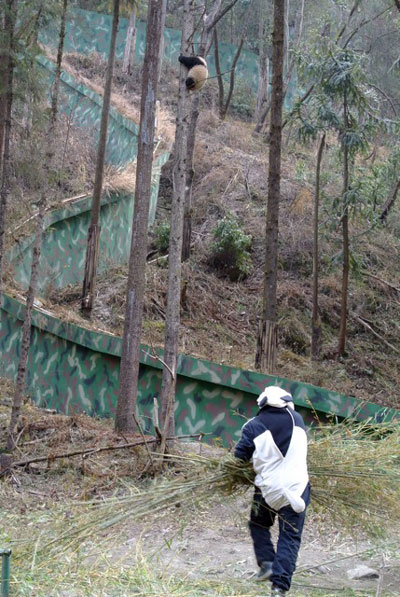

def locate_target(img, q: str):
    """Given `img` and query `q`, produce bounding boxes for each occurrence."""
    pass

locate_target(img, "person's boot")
[255,561,273,581]
[271,585,287,596]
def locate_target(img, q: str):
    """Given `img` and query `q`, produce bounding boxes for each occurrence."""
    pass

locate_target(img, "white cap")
[257,386,294,410]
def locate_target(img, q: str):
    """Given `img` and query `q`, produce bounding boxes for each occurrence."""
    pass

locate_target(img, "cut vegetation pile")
[5,417,399,572]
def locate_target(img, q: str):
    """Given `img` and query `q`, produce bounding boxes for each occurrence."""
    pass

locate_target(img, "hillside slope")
[35,53,400,409]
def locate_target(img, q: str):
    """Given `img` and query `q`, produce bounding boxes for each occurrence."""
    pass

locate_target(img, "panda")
[178,55,208,92]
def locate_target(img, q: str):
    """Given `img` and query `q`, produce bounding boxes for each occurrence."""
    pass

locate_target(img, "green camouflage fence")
[8,153,167,293]
[37,54,139,166]
[9,54,169,292]
[40,7,298,107]
[1,294,397,446]
[1,17,397,446]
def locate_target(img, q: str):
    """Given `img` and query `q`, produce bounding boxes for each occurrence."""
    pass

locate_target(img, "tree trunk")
[123,2,137,75]
[0,6,7,177]
[255,0,269,123]
[115,0,164,434]
[181,94,199,262]
[7,198,45,451]
[380,178,400,222]
[311,133,325,360]
[220,36,245,120]
[181,0,223,261]
[159,0,194,451]
[284,0,289,73]
[338,87,349,358]
[0,0,17,298]
[255,0,285,373]
[213,28,225,119]
[81,0,120,315]
[50,0,68,126]
[157,0,167,83]
[255,0,304,134]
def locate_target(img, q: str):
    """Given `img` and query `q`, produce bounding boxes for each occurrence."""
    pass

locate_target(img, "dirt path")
[118,493,400,596]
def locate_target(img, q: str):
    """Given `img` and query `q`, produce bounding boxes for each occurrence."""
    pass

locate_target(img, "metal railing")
[0,550,11,597]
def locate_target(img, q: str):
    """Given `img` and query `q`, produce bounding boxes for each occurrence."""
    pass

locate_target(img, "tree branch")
[352,315,400,355]
[1,434,205,473]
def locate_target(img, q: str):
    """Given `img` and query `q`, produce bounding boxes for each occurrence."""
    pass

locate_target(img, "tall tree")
[159,0,194,450]
[7,197,46,451]
[122,0,137,75]
[181,0,238,261]
[115,0,164,434]
[254,0,270,123]
[0,0,18,298]
[311,133,325,360]
[213,0,253,122]
[50,0,68,126]
[255,0,285,373]
[81,0,120,315]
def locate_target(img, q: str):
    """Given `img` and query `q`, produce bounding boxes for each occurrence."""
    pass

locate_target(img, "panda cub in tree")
[178,55,208,92]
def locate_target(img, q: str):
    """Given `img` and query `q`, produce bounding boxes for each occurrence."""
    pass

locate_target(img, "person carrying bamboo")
[234,385,310,597]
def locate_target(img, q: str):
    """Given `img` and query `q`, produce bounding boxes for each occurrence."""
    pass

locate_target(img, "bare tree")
[159,0,194,452]
[7,197,46,451]
[337,86,350,358]
[255,0,285,373]
[123,1,137,75]
[254,0,304,134]
[0,5,7,176]
[81,0,120,315]
[50,0,68,126]
[213,0,252,123]
[181,0,239,261]
[0,0,18,297]
[311,133,325,360]
[255,0,270,123]
[115,0,164,434]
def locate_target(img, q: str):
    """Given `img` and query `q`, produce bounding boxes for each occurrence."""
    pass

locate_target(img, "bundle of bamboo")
[13,419,400,566]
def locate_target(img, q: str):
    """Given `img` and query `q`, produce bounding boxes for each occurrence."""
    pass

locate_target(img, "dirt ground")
[115,472,400,596]
[1,394,399,596]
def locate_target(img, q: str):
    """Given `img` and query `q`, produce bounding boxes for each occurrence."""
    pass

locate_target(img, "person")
[234,385,310,597]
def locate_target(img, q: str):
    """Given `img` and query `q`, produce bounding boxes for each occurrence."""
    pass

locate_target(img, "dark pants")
[249,484,310,592]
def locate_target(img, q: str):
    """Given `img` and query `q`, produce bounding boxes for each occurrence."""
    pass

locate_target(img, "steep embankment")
[15,50,396,409]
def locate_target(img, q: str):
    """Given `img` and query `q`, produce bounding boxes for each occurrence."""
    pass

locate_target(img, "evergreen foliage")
[210,213,252,281]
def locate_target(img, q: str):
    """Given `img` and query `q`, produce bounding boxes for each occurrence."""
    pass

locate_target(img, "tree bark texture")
[115,0,164,434]
[159,0,194,448]
[213,28,225,118]
[0,0,17,298]
[338,87,349,357]
[255,0,304,134]
[311,133,325,360]
[255,0,270,123]
[255,0,285,373]
[123,2,137,74]
[50,0,68,126]
[380,178,400,222]
[81,0,120,314]
[7,199,45,451]
[0,6,7,177]
[157,0,167,83]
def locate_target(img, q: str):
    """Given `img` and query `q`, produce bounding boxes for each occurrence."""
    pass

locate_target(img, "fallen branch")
[352,315,400,354]
[362,271,400,293]
[2,433,205,472]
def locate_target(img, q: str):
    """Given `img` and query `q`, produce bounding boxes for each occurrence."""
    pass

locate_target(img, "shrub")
[209,213,252,281]
[154,220,170,252]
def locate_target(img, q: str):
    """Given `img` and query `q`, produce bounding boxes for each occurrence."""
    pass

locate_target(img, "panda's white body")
[178,55,208,92]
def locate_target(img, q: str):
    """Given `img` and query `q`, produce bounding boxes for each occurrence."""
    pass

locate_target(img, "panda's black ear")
[178,55,191,68]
